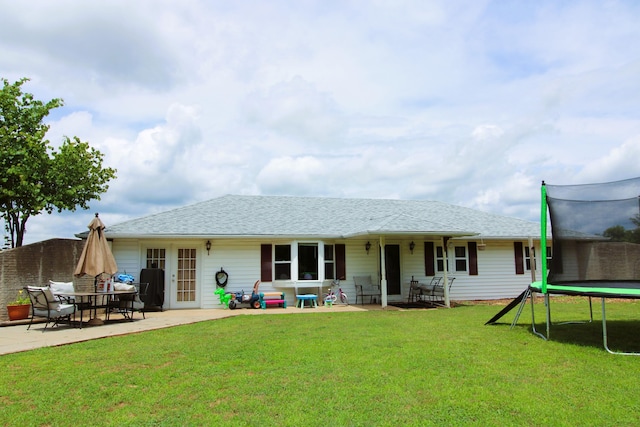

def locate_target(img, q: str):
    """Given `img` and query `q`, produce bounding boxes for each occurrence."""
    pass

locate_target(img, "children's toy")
[215,287,232,308]
[228,280,261,310]
[259,291,287,309]
[324,279,349,305]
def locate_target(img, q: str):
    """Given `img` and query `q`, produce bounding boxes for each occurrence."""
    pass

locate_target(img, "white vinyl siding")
[112,237,543,309]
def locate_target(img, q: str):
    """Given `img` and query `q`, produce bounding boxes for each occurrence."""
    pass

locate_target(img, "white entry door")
[171,247,200,308]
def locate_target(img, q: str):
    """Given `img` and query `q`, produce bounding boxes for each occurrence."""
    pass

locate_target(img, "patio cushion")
[49,281,75,302]
[113,283,143,309]
[49,281,74,293]
[33,303,75,317]
[114,283,135,291]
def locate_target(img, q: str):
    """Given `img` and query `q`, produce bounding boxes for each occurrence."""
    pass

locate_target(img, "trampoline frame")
[529,181,640,356]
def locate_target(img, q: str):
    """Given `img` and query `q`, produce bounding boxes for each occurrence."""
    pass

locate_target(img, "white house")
[96,195,544,309]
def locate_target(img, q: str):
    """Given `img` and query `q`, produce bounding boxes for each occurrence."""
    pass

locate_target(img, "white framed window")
[525,246,552,271]
[324,244,335,280]
[270,242,333,281]
[436,246,445,272]
[298,243,319,280]
[274,245,291,280]
[146,248,166,269]
[454,246,467,272]
[525,246,533,271]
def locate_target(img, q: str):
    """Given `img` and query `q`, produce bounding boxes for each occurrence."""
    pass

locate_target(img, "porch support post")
[442,236,450,308]
[379,236,387,308]
[528,236,537,283]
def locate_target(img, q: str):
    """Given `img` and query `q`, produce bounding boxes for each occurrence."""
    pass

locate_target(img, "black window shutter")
[424,242,435,276]
[514,242,524,275]
[335,244,346,280]
[260,244,272,282]
[468,242,478,275]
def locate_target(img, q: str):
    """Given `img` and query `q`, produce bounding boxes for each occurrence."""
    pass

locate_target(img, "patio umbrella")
[74,213,118,326]
[74,213,118,287]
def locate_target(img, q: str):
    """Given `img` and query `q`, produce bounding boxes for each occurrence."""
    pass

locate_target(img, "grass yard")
[2,298,640,426]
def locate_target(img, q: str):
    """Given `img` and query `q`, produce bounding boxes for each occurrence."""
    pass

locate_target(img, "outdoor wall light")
[205,240,212,255]
[409,241,415,254]
[365,241,371,254]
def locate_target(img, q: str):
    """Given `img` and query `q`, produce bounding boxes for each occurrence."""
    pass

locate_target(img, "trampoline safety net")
[545,176,640,288]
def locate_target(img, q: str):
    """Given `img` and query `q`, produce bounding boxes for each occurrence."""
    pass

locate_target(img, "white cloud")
[1,0,640,245]
[579,136,640,183]
[471,125,504,141]
[243,77,347,145]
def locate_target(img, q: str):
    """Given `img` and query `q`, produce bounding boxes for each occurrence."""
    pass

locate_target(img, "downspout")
[379,236,387,308]
[443,236,450,308]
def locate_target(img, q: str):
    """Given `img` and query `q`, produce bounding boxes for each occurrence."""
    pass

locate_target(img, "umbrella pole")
[88,275,104,326]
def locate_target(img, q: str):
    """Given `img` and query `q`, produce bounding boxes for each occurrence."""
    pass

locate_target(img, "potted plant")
[7,289,31,321]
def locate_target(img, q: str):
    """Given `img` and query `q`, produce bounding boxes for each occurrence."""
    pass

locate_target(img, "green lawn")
[2,298,640,426]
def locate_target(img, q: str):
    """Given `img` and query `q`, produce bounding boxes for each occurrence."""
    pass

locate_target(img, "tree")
[603,214,640,244]
[603,225,628,242]
[0,78,116,247]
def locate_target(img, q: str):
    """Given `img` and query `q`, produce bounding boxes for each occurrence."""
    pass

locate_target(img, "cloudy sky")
[2,0,640,245]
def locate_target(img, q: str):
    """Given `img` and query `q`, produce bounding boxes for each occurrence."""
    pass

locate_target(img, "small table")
[296,294,318,309]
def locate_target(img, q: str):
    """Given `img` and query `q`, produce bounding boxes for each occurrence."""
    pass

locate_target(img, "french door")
[172,247,199,308]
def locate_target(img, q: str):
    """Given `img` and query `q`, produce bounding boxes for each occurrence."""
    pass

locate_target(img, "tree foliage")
[603,214,640,244]
[0,78,116,247]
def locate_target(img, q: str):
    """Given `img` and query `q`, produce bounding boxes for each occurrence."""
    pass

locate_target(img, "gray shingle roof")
[101,195,540,239]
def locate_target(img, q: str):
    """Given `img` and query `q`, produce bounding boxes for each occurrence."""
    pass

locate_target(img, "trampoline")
[492,177,640,355]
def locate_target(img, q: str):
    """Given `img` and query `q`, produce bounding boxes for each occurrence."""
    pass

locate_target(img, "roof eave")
[343,230,479,238]
[102,233,346,240]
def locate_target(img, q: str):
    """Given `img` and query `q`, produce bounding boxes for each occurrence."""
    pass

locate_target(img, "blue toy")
[228,280,261,310]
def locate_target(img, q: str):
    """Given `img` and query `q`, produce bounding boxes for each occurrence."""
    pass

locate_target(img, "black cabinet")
[140,268,165,311]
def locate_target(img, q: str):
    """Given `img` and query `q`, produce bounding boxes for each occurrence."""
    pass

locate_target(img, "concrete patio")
[0,304,382,355]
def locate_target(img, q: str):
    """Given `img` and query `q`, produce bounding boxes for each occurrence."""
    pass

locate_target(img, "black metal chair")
[430,277,455,306]
[107,282,148,320]
[25,286,76,331]
[408,277,421,303]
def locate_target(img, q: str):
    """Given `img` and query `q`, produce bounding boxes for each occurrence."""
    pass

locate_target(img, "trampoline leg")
[530,292,548,340]
[545,293,551,339]
[510,288,531,329]
[601,297,640,356]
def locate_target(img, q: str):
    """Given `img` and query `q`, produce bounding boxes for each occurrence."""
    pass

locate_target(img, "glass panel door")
[177,248,197,303]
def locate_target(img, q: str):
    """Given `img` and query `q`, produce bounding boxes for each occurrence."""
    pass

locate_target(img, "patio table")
[55,290,137,327]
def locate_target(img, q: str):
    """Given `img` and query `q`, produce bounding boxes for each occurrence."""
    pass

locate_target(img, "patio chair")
[107,282,148,320]
[418,277,441,302]
[408,277,421,303]
[354,275,381,304]
[25,286,76,331]
[133,282,148,318]
[48,280,92,315]
[430,277,455,305]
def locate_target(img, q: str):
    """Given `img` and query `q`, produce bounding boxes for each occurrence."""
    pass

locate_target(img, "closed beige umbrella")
[74,213,118,284]
[74,213,118,326]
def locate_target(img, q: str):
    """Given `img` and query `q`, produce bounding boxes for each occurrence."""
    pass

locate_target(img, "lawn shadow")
[388,301,441,309]
[506,319,640,353]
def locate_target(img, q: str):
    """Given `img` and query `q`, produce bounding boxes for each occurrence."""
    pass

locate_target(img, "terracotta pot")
[7,304,31,321]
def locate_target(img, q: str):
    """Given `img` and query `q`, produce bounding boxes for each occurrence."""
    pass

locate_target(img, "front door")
[172,247,199,308]
[385,244,401,295]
